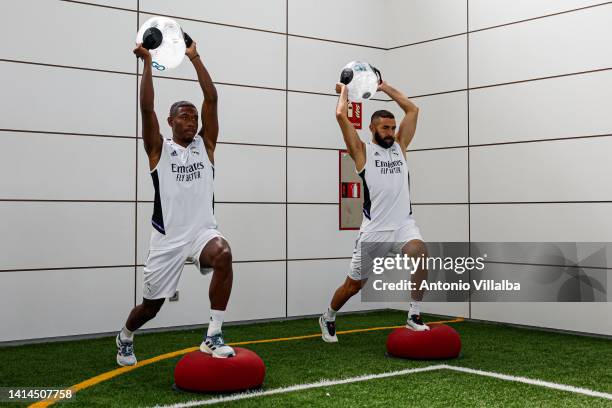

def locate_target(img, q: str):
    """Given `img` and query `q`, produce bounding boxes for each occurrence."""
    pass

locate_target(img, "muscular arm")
[335,83,366,171]
[187,43,218,165]
[379,82,419,152]
[135,45,162,169]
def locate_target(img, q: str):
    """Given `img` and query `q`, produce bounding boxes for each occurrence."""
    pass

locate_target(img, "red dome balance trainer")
[174,348,266,393]
[386,325,461,360]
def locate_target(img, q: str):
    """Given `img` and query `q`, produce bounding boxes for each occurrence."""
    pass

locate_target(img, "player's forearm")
[192,57,218,102]
[335,97,349,120]
[336,117,359,153]
[140,57,155,113]
[381,83,418,113]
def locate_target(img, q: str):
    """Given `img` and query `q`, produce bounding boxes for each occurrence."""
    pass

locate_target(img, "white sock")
[324,306,337,321]
[120,326,134,342]
[207,309,225,336]
[408,301,421,317]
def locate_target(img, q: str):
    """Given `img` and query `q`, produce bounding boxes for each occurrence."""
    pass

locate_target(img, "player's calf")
[116,299,164,366]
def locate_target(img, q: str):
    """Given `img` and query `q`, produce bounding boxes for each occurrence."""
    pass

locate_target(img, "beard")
[374,131,395,149]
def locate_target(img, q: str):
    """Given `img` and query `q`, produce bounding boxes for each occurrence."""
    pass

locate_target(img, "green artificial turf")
[0,310,610,407]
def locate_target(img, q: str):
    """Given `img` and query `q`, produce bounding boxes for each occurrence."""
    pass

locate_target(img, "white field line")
[444,365,612,400]
[152,365,446,408]
[151,364,612,408]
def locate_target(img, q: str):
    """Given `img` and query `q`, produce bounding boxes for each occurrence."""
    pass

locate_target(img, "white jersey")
[358,141,413,232]
[149,135,217,249]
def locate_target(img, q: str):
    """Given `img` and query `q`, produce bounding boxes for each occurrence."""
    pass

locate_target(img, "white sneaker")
[406,314,430,331]
[116,334,137,366]
[200,332,236,358]
[319,315,338,343]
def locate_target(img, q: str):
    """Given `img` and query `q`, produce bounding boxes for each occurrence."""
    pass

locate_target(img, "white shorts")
[143,228,224,299]
[348,220,423,281]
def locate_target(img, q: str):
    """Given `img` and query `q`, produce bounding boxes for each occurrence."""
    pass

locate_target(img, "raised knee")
[212,247,232,268]
[406,241,427,259]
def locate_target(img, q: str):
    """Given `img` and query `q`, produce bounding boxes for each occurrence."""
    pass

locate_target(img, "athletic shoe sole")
[200,342,235,358]
[405,322,430,331]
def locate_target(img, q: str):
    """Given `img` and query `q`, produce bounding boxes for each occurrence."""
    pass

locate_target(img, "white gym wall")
[0,0,387,343]
[467,0,612,335]
[1,0,610,343]
[386,0,612,335]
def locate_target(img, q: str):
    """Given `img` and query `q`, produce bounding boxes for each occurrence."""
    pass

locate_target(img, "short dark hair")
[371,110,395,123]
[169,101,197,117]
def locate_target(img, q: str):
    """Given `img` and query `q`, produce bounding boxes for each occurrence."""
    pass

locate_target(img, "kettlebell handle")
[184,32,193,48]
[370,65,383,84]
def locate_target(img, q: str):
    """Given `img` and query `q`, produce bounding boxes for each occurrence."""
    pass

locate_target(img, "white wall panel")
[138,203,285,264]
[287,93,391,149]
[137,141,155,201]
[471,138,612,202]
[471,204,612,242]
[287,148,338,203]
[0,62,135,136]
[411,204,469,242]
[142,14,286,89]
[288,0,385,47]
[469,0,608,31]
[137,202,153,265]
[127,142,286,204]
[288,204,357,259]
[287,259,451,318]
[136,261,285,329]
[82,0,137,9]
[467,2,612,336]
[0,267,134,342]
[408,92,468,150]
[0,0,135,72]
[287,259,382,316]
[0,202,134,270]
[408,148,468,203]
[387,36,467,96]
[288,36,386,94]
[139,79,286,147]
[216,86,286,146]
[470,71,612,145]
[471,302,612,336]
[387,0,467,47]
[215,145,285,202]
[287,93,343,149]
[215,204,286,261]
[420,302,469,318]
[0,132,135,200]
[470,5,612,87]
[141,0,286,32]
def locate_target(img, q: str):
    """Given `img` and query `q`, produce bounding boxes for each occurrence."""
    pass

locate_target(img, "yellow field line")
[29,317,463,407]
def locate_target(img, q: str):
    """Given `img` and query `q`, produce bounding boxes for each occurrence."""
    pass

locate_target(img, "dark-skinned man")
[116,39,235,365]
